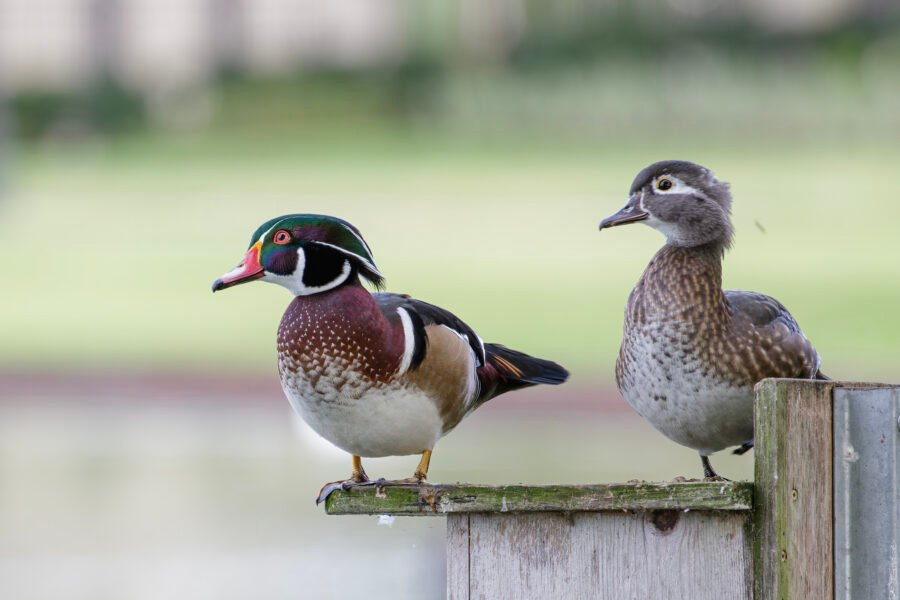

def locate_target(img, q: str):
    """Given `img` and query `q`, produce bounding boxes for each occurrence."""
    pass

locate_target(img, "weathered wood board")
[448,511,751,600]
[753,378,836,600]
[325,481,753,599]
[324,481,753,515]
[753,379,894,600]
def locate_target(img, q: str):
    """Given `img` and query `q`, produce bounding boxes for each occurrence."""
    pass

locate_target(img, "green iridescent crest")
[250,214,383,286]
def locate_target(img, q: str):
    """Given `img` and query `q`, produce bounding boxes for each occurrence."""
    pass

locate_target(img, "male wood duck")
[213,214,568,502]
[599,161,827,479]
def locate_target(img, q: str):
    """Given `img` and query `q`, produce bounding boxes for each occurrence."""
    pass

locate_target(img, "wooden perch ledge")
[324,480,754,515]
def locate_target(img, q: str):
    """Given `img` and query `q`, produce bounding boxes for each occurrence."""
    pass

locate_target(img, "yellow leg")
[315,455,371,505]
[351,455,369,483]
[385,450,433,485]
[413,449,432,481]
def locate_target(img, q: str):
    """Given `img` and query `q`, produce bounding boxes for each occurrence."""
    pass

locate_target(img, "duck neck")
[285,280,382,327]
[630,242,727,323]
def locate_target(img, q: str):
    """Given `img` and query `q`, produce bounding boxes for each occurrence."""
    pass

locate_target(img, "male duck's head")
[212,214,383,296]
[599,160,734,249]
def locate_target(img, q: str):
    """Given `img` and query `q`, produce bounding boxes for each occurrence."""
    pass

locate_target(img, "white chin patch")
[642,212,685,243]
[263,248,353,296]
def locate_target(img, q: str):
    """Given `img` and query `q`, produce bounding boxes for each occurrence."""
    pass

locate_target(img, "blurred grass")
[1,126,898,382]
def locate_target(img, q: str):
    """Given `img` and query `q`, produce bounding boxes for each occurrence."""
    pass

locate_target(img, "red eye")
[273,230,291,245]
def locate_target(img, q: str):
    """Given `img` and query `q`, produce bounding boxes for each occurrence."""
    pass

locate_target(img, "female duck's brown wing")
[724,290,826,380]
[725,290,827,456]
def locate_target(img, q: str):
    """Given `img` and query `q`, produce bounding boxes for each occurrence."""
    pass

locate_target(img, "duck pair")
[212,160,825,501]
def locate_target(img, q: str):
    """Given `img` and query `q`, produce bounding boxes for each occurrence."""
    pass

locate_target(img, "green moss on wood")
[324,481,754,516]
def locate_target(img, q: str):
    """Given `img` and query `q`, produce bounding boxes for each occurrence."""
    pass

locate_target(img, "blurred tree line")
[6,0,900,140]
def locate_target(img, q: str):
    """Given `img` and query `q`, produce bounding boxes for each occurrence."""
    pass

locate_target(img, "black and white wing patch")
[373,293,486,372]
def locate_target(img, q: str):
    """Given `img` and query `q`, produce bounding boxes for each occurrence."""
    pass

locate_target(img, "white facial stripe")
[309,241,383,278]
[336,223,377,264]
[396,308,416,376]
[638,191,652,222]
[652,175,712,201]
[258,221,380,279]
[255,223,278,248]
[255,221,379,296]
[641,177,709,245]
[259,221,373,258]
[653,175,689,194]
[263,248,353,296]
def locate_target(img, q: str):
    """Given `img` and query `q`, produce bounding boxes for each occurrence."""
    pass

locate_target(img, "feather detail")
[373,293,485,368]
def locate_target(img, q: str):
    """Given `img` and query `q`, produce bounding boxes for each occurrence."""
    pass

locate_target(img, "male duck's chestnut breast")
[276,300,401,400]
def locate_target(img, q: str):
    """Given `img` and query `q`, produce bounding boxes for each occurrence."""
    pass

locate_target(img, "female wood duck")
[213,214,568,502]
[599,161,827,479]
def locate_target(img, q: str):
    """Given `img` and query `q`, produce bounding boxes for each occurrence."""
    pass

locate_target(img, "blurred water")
[0,385,753,600]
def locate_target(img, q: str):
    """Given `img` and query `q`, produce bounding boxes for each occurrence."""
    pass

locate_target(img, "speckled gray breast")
[617,319,754,455]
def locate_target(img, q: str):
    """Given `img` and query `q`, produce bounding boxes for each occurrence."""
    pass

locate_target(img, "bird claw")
[315,477,388,505]
[315,481,345,506]
[348,477,387,490]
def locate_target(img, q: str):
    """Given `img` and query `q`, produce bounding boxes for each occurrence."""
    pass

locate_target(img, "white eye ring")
[656,177,674,191]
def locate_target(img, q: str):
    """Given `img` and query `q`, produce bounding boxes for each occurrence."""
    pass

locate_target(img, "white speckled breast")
[276,293,444,458]
[279,356,444,458]
[618,320,753,456]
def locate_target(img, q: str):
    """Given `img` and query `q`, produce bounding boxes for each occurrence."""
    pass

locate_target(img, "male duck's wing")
[373,292,485,371]
[373,293,569,430]
[372,293,486,432]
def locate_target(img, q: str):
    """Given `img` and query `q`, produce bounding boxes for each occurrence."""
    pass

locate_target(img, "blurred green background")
[2,0,899,598]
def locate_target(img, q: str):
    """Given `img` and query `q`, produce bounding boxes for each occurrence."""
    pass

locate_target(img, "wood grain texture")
[754,379,834,600]
[446,515,470,600]
[752,379,889,600]
[754,378,834,600]
[447,511,751,600]
[324,481,753,515]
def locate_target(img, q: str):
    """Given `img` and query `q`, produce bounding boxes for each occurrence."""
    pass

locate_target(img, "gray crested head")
[600,160,734,250]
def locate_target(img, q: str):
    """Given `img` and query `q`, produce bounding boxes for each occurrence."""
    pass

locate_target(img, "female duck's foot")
[701,455,731,481]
